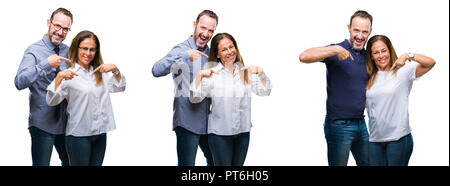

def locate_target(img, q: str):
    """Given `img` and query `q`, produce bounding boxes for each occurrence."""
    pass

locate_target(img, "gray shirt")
[152,36,211,135]
[14,35,69,134]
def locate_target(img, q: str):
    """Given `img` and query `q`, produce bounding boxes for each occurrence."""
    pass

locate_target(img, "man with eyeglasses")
[152,10,218,166]
[14,8,73,166]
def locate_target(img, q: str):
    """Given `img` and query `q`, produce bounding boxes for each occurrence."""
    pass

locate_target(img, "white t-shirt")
[366,62,418,142]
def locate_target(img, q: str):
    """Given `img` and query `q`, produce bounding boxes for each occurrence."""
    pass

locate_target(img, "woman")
[365,35,435,166]
[189,33,272,166]
[46,30,126,166]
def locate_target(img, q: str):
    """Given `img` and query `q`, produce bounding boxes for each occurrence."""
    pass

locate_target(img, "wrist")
[408,52,415,62]
[113,67,120,75]
[197,72,204,79]
[55,73,63,81]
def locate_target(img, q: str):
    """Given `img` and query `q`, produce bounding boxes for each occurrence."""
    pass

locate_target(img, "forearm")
[194,72,203,89]
[409,53,436,78]
[190,74,207,104]
[251,73,272,96]
[46,78,66,106]
[15,56,52,90]
[113,71,122,83]
[54,75,63,90]
[412,53,436,68]
[152,47,188,77]
[299,46,338,63]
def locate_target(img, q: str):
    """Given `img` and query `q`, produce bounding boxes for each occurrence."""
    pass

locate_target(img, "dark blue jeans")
[174,127,214,166]
[208,132,250,166]
[369,133,413,166]
[28,126,69,166]
[324,117,369,166]
[65,133,107,166]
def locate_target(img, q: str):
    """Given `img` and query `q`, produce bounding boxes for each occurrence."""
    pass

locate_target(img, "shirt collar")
[42,34,59,51]
[73,63,94,73]
[213,62,240,75]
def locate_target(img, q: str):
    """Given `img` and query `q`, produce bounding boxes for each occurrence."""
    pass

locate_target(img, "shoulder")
[178,37,195,49]
[398,62,418,74]
[327,39,348,48]
[169,40,191,53]
[335,39,348,46]
[26,39,45,53]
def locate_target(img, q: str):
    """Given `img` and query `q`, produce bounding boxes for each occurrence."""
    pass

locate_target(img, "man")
[152,10,218,166]
[15,8,73,166]
[299,10,373,166]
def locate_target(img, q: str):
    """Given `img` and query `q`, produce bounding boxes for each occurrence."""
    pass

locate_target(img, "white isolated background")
[0,0,448,166]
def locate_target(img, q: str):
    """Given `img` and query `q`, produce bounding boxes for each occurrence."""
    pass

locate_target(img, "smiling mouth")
[377,58,388,64]
[198,35,208,43]
[354,38,365,45]
[82,56,91,61]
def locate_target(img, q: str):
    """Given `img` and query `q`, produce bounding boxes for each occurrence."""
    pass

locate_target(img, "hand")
[187,49,208,62]
[48,54,71,68]
[241,65,263,74]
[390,53,407,71]
[198,69,216,78]
[93,64,117,73]
[334,45,354,61]
[57,69,78,80]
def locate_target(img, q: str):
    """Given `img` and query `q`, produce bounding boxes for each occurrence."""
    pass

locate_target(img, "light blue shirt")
[14,35,69,134]
[152,36,211,135]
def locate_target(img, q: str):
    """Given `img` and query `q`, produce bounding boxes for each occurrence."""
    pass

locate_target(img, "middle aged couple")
[154,9,435,167]
[152,10,273,166]
[16,8,434,166]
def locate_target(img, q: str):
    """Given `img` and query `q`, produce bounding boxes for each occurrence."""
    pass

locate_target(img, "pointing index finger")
[59,56,71,63]
[93,66,101,73]
[349,53,354,61]
[198,51,208,58]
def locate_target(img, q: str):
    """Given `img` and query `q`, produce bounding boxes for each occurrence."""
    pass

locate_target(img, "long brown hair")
[209,33,248,84]
[365,35,398,89]
[68,30,104,85]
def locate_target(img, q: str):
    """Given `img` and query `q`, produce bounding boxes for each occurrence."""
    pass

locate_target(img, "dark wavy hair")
[365,35,399,89]
[68,30,104,85]
[208,33,248,84]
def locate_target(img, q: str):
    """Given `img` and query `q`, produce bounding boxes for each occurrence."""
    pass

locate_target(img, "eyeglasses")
[79,47,97,53]
[51,22,71,33]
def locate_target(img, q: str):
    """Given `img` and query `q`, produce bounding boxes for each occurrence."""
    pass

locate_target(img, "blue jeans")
[174,127,214,166]
[324,117,369,166]
[65,133,107,166]
[369,133,413,166]
[208,132,250,166]
[28,126,69,166]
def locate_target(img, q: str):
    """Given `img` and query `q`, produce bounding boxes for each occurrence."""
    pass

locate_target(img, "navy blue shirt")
[323,39,369,121]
